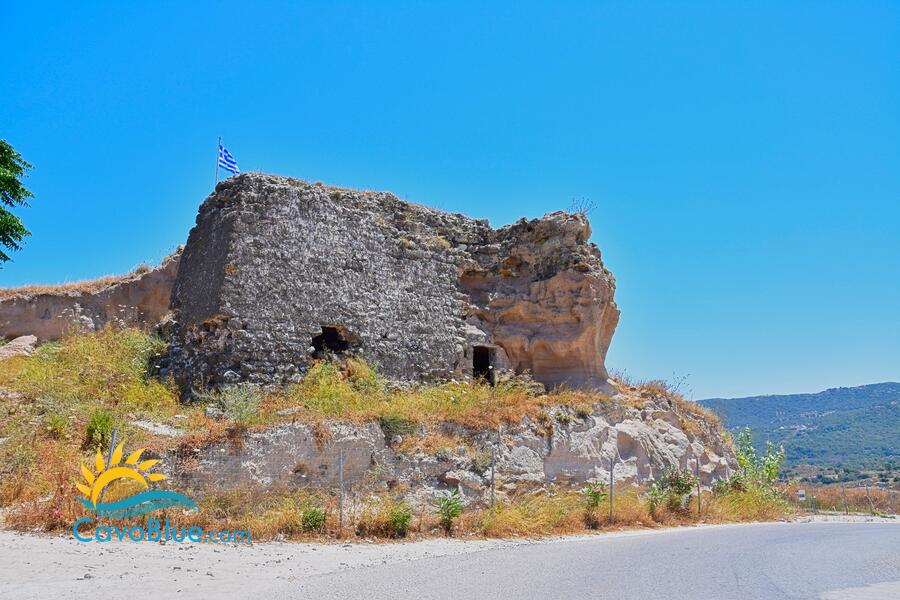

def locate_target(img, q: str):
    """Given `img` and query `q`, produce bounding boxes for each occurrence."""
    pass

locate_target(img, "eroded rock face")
[167,174,619,394]
[0,251,181,342]
[460,213,619,391]
[166,396,735,507]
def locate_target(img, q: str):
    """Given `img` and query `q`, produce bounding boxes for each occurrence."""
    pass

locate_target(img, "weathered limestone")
[166,396,735,507]
[0,335,37,361]
[167,174,619,395]
[0,252,181,342]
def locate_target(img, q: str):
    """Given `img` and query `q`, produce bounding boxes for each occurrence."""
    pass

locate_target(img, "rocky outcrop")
[0,251,181,342]
[460,213,619,390]
[167,395,735,507]
[0,335,37,361]
[167,174,619,394]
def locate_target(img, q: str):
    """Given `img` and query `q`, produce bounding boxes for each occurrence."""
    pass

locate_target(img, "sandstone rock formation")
[0,251,181,342]
[167,174,619,394]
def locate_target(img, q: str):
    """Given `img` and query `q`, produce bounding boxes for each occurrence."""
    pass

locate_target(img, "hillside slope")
[699,383,900,482]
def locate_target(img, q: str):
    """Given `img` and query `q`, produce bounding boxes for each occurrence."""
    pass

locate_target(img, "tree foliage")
[0,139,33,264]
[699,383,900,480]
[734,428,785,485]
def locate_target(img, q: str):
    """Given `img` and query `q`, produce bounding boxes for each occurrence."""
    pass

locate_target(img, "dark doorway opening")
[473,346,493,384]
[312,326,351,358]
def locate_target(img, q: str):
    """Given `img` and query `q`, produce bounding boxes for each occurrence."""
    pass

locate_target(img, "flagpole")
[215,136,220,186]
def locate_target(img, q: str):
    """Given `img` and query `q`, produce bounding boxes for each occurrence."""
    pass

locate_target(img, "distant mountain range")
[698,383,900,483]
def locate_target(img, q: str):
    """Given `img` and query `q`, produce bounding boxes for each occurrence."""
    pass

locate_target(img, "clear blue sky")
[2,2,898,399]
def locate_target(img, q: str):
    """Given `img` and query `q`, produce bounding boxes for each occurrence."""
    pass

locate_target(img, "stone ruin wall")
[166,174,620,395]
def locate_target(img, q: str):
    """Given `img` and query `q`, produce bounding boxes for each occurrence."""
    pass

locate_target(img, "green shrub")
[301,507,326,532]
[709,428,788,517]
[380,415,415,442]
[434,447,452,461]
[196,385,261,424]
[583,481,609,509]
[345,357,384,394]
[437,488,463,534]
[387,501,413,538]
[649,467,698,512]
[470,448,493,475]
[44,413,67,439]
[735,428,785,486]
[713,429,786,498]
[84,409,113,450]
[575,405,593,419]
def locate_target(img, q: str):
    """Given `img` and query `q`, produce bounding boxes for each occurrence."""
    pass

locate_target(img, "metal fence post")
[338,447,345,533]
[842,483,849,515]
[490,446,496,507]
[865,484,874,514]
[609,456,615,523]
[106,429,118,468]
[696,457,702,518]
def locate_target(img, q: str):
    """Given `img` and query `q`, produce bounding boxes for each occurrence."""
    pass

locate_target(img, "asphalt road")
[283,522,900,600]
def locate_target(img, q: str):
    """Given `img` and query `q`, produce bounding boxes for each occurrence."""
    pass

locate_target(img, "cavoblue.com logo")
[73,441,250,543]
[76,442,196,517]
[73,517,251,544]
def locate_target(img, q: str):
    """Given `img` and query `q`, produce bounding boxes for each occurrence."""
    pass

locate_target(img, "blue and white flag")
[217,141,240,175]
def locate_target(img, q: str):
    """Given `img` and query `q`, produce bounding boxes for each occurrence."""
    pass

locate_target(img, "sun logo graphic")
[76,442,197,518]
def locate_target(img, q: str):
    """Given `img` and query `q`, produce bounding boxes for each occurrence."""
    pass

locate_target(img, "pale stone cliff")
[0,252,181,342]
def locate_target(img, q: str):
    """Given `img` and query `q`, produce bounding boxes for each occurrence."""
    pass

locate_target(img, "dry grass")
[467,491,586,537]
[782,482,898,515]
[0,328,764,541]
[706,489,790,522]
[3,477,793,542]
[396,433,469,456]
[0,326,176,412]
[278,360,618,431]
[354,495,415,538]
[0,327,214,506]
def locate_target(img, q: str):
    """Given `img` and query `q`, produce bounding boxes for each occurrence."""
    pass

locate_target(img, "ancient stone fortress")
[0,173,737,493]
[165,173,620,395]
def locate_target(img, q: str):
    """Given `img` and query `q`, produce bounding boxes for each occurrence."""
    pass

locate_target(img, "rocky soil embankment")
[168,390,735,507]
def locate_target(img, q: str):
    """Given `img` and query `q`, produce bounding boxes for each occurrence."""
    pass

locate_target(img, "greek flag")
[217,141,240,175]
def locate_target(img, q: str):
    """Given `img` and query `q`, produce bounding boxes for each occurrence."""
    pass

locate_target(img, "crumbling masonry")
[165,174,620,394]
